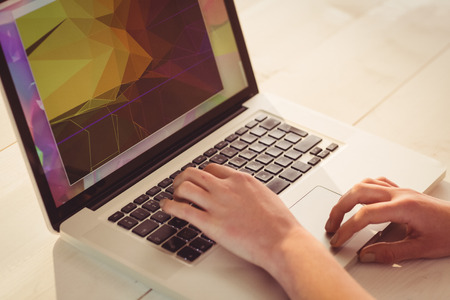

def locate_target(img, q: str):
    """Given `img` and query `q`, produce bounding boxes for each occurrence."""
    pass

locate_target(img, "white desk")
[2,0,450,299]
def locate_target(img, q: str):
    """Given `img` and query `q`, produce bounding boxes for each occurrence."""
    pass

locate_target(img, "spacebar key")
[266,178,290,194]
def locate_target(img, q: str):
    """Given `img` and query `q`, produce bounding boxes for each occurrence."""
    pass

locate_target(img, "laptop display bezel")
[0,0,258,232]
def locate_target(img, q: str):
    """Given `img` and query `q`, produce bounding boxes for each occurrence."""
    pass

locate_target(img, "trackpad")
[289,186,386,266]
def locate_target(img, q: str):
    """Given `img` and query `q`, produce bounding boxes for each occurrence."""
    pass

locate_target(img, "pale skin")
[160,164,450,299]
[326,177,450,264]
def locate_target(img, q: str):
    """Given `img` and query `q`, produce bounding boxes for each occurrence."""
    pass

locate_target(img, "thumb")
[359,239,423,264]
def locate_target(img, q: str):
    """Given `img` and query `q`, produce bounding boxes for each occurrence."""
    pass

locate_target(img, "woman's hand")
[160,163,302,267]
[325,177,450,264]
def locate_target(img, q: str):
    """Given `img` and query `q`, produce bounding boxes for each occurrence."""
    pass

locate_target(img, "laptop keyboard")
[107,114,338,262]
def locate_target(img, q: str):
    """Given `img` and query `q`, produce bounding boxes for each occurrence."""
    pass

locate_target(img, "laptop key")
[250,126,267,137]
[182,162,196,170]
[326,143,339,152]
[190,237,214,252]
[284,149,302,160]
[284,132,302,144]
[266,147,283,158]
[266,178,290,194]
[210,154,228,164]
[268,129,285,140]
[201,234,215,243]
[130,207,151,221]
[318,150,330,159]
[256,154,274,165]
[275,156,293,168]
[203,148,218,157]
[240,133,258,144]
[193,155,207,165]
[255,114,268,122]
[308,157,321,166]
[246,161,264,173]
[278,123,308,137]
[168,217,189,229]
[118,216,139,230]
[256,171,273,183]
[239,149,257,160]
[260,118,281,130]
[214,141,228,150]
[154,191,173,201]
[249,143,267,153]
[230,140,248,151]
[162,236,186,253]
[170,170,182,179]
[245,120,258,128]
[292,161,312,173]
[143,200,160,212]
[225,133,239,142]
[177,227,199,241]
[235,127,248,135]
[151,211,171,223]
[310,147,322,156]
[279,169,302,183]
[146,186,161,197]
[259,136,276,146]
[294,135,322,153]
[199,161,212,169]
[177,246,201,262]
[121,202,137,213]
[229,156,247,168]
[108,211,124,222]
[158,178,173,189]
[275,140,292,151]
[166,185,174,194]
[147,225,177,245]
[265,163,283,175]
[221,147,238,158]
[132,219,159,237]
[134,194,149,204]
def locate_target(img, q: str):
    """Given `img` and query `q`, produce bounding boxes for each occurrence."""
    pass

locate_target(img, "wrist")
[259,225,310,278]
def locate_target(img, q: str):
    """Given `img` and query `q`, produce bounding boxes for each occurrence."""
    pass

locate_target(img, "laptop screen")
[0,0,256,229]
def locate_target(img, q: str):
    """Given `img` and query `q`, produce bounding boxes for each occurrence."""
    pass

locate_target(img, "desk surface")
[1,0,450,299]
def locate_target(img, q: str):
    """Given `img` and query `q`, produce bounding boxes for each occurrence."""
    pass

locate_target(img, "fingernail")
[360,252,376,263]
[330,232,339,246]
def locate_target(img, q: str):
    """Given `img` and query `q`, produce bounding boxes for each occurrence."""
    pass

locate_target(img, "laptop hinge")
[88,104,247,211]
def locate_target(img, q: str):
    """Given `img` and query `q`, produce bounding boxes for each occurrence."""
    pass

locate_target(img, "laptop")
[0,0,446,299]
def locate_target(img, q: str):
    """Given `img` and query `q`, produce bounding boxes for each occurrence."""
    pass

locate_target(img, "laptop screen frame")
[0,0,258,232]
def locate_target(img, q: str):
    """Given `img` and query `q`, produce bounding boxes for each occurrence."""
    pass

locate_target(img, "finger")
[361,177,393,188]
[203,163,236,179]
[374,177,399,188]
[330,201,411,247]
[160,199,209,229]
[325,182,392,233]
[173,180,213,211]
[173,167,216,191]
[359,239,424,264]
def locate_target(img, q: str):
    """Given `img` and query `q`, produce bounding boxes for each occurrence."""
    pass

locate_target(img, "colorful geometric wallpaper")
[16,0,223,183]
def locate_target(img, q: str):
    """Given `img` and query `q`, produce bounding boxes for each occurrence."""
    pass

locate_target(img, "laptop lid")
[0,0,257,232]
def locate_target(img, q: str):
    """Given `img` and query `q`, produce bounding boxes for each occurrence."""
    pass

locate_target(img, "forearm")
[263,228,373,300]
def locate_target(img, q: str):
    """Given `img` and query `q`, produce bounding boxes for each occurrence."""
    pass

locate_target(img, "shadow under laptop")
[52,239,152,300]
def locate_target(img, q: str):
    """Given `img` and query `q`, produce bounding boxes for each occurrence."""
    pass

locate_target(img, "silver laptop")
[0,1,445,299]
